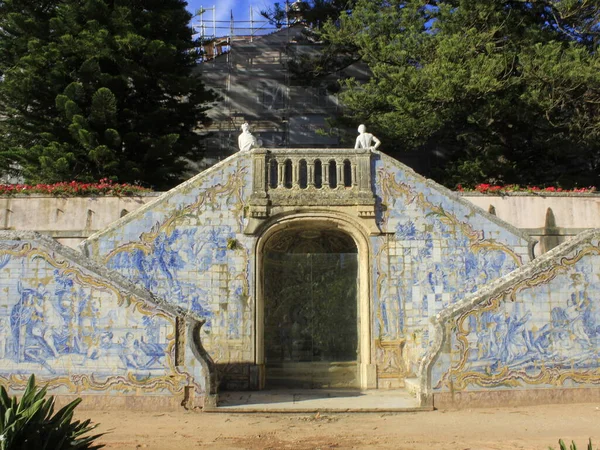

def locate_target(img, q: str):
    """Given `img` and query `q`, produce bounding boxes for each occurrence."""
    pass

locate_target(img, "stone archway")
[254,213,376,390]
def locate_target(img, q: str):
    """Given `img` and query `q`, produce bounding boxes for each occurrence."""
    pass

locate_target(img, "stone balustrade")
[247,148,376,220]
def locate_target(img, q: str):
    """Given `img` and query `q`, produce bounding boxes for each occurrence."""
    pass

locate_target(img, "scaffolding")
[194,1,342,161]
[192,5,284,61]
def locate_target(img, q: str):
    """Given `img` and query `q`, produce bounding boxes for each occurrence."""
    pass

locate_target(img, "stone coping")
[0,191,597,199]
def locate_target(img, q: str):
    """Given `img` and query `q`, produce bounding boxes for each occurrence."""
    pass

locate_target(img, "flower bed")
[0,179,152,196]
[457,184,597,194]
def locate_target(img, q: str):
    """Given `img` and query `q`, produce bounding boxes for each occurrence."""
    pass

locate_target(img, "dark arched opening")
[263,227,359,389]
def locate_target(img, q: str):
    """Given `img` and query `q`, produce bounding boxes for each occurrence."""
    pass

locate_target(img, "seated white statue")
[354,124,381,150]
[238,122,258,152]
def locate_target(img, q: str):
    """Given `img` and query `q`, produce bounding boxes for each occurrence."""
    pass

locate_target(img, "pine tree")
[261,0,356,29]
[320,0,600,188]
[0,0,217,189]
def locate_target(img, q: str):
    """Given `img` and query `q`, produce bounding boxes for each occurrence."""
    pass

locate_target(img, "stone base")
[52,393,204,412]
[432,387,600,409]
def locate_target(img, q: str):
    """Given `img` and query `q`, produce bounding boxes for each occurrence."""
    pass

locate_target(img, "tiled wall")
[371,153,533,386]
[83,153,256,387]
[3,150,597,403]
[428,230,600,393]
[82,150,537,390]
[0,233,200,399]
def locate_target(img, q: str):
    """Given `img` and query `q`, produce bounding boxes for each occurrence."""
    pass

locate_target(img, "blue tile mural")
[371,153,533,385]
[82,149,538,390]
[3,149,597,403]
[83,154,256,369]
[0,236,199,396]
[429,232,600,392]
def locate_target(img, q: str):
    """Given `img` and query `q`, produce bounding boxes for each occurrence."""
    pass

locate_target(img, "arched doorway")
[261,225,359,389]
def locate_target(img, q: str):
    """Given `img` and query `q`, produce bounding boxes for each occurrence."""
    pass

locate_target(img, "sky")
[185,0,281,37]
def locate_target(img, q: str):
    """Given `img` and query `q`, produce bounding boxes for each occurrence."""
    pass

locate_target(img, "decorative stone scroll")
[246,148,377,227]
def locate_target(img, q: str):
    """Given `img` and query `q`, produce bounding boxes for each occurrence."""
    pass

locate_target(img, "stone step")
[266,361,358,389]
[209,388,433,413]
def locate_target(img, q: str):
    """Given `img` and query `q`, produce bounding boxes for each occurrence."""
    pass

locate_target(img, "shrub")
[0,179,151,197]
[456,184,597,194]
[0,375,103,449]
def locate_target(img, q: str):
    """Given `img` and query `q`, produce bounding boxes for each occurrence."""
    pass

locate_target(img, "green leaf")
[90,88,117,127]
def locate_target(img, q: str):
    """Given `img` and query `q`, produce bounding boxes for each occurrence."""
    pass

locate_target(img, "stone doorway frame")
[253,211,377,390]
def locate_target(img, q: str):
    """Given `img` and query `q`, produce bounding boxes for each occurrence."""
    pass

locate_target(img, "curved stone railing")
[247,148,376,219]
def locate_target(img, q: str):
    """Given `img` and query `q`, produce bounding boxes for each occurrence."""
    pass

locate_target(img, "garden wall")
[0,192,597,251]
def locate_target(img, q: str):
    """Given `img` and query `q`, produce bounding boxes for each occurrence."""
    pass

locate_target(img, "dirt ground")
[74,403,600,450]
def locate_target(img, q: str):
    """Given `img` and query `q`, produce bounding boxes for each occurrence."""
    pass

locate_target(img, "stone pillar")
[247,149,270,221]
[356,149,372,195]
[251,149,268,197]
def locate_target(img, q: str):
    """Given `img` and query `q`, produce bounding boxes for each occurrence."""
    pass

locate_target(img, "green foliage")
[261,1,356,29]
[0,374,103,449]
[549,438,595,450]
[319,0,600,189]
[0,0,217,190]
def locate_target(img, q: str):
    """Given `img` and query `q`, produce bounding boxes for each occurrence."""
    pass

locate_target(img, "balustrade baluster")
[277,160,285,188]
[336,159,343,189]
[307,160,315,187]
[323,160,330,189]
[292,159,300,188]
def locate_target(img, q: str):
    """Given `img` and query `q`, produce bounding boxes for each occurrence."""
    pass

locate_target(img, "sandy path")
[75,403,600,449]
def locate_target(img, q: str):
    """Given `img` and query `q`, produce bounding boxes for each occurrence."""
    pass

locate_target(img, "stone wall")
[465,194,600,255]
[0,231,209,409]
[1,149,598,402]
[0,191,597,251]
[0,195,157,248]
[421,229,600,408]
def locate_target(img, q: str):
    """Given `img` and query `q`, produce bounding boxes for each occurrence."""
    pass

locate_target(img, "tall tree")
[261,1,356,29]
[0,0,216,189]
[320,0,600,188]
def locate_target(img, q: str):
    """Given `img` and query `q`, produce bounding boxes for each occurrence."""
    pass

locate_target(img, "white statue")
[354,124,381,150]
[238,122,258,152]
